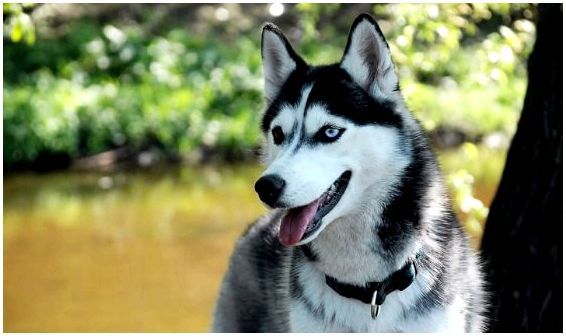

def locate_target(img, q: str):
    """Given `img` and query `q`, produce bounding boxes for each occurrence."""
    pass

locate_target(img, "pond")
[4,147,505,332]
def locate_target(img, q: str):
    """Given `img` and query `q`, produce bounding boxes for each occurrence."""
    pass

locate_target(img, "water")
[4,164,265,332]
[4,150,503,331]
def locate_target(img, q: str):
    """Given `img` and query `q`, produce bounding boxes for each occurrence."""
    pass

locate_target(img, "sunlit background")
[4,3,536,332]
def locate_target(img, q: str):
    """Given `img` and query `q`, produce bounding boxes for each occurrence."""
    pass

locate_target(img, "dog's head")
[256,14,412,246]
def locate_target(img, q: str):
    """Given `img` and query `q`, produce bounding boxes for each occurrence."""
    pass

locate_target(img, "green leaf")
[10,18,23,42]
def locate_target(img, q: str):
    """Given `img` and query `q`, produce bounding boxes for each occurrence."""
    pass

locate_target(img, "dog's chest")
[290,284,401,332]
[289,263,406,332]
[287,261,463,332]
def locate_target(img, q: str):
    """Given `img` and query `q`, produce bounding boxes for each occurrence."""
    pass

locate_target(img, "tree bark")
[480,4,562,332]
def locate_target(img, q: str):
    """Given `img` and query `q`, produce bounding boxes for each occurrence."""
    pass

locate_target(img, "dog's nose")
[255,174,286,207]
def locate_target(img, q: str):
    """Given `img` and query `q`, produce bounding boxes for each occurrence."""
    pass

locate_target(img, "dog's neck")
[303,199,419,285]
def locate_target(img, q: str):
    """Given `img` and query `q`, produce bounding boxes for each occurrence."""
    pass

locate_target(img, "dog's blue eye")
[325,128,340,138]
[316,126,345,143]
[272,126,284,145]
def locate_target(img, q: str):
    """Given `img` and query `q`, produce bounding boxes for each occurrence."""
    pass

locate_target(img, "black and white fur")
[213,14,487,332]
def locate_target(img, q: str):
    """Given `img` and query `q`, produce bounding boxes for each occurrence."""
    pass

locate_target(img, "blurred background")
[4,3,537,332]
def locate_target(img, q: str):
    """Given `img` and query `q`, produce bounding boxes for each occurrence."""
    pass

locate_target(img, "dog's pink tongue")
[279,198,321,246]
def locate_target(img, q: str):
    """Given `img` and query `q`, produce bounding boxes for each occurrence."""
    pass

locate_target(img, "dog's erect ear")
[261,23,305,102]
[340,14,399,99]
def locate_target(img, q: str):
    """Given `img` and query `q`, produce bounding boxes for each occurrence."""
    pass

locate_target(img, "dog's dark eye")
[272,126,284,145]
[315,125,345,143]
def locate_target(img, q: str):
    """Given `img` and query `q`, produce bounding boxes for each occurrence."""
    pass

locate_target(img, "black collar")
[325,258,417,318]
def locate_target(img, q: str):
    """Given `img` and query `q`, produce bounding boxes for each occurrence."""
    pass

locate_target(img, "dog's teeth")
[320,179,341,209]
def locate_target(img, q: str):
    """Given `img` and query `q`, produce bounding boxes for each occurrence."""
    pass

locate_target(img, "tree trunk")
[480,4,562,332]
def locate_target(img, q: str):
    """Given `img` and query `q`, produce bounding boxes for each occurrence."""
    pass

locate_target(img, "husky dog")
[213,14,486,332]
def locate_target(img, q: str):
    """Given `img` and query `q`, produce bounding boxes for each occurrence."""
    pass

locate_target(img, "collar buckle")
[370,290,380,319]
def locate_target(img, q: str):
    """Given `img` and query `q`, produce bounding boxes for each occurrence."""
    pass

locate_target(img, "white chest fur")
[289,261,465,332]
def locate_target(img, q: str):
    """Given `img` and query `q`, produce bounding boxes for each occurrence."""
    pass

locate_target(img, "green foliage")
[372,4,535,135]
[3,4,536,170]
[438,141,507,245]
[448,168,489,241]
[3,3,36,45]
[4,26,264,168]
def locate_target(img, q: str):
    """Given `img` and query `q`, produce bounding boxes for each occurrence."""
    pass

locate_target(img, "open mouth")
[279,170,352,246]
